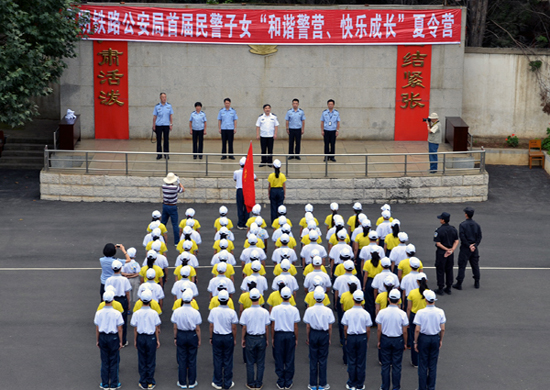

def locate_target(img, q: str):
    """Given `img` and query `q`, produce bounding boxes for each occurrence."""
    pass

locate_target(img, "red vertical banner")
[93,41,129,139]
[394,45,432,141]
[242,142,256,213]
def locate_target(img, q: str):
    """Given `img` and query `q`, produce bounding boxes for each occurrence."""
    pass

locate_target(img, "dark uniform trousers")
[457,245,480,283]
[323,131,336,156]
[176,330,199,386]
[364,278,376,323]
[99,332,120,388]
[212,333,235,389]
[155,125,170,156]
[308,329,330,387]
[435,249,454,290]
[137,333,158,387]
[408,312,418,367]
[288,128,302,155]
[114,296,128,344]
[269,187,285,225]
[245,334,267,388]
[274,331,296,389]
[336,303,347,364]
[260,136,274,164]
[379,334,404,390]
[417,334,441,390]
[236,188,249,228]
[192,130,204,158]
[221,129,234,156]
[346,333,368,389]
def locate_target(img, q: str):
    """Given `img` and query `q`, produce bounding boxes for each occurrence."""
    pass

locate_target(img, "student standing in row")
[267,159,286,225]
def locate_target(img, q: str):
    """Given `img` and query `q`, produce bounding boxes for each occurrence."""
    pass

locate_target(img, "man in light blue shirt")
[320,99,340,162]
[217,98,238,160]
[153,92,174,160]
[285,99,306,160]
[189,102,207,160]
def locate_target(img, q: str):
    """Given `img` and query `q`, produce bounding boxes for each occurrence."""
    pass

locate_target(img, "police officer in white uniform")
[171,289,202,389]
[270,286,301,389]
[342,290,373,390]
[94,290,124,390]
[376,289,409,390]
[303,286,335,390]
[130,289,162,390]
[105,260,132,346]
[256,104,279,167]
[208,290,239,390]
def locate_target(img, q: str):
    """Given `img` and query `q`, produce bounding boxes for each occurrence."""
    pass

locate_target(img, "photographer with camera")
[424,113,440,173]
[161,172,186,247]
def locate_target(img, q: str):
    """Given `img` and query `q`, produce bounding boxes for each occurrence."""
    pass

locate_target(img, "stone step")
[5,136,53,145]
[1,149,44,158]
[0,162,43,170]
[3,143,49,151]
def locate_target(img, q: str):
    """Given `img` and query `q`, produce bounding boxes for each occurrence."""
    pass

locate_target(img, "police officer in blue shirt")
[285,99,306,160]
[189,102,207,160]
[218,98,238,160]
[153,92,174,160]
[320,99,340,162]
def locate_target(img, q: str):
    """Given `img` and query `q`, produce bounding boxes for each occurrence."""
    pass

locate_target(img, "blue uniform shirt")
[285,108,306,129]
[189,110,207,130]
[153,102,173,126]
[321,109,340,131]
[217,107,238,130]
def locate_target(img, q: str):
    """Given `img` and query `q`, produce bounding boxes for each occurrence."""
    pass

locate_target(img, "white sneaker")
[176,381,187,389]
[188,382,198,389]
[211,383,222,390]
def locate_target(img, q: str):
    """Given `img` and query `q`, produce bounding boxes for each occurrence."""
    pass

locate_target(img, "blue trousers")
[380,334,404,390]
[99,332,120,388]
[364,278,375,323]
[113,296,128,344]
[161,204,180,245]
[245,334,267,388]
[177,330,198,386]
[212,334,234,389]
[137,333,157,387]
[308,329,329,387]
[409,312,418,366]
[418,334,441,390]
[269,187,285,225]
[274,331,296,388]
[336,302,346,364]
[428,142,439,172]
[346,334,368,389]
[236,189,248,228]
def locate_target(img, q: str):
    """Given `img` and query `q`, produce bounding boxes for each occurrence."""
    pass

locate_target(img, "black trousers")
[155,126,170,155]
[221,129,234,155]
[288,128,302,155]
[457,245,480,282]
[192,130,204,157]
[435,250,454,289]
[323,131,336,155]
[260,136,274,164]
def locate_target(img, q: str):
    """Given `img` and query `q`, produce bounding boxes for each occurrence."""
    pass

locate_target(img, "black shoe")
[444,288,452,295]
[474,280,480,289]
[289,156,294,160]
[330,157,337,162]
[452,283,462,290]
[267,164,273,168]
[156,155,162,160]
[221,156,227,160]
[429,170,437,174]
[229,156,235,160]
[193,156,197,160]
[435,288,445,296]
[295,156,301,160]
[199,156,203,160]
[323,157,328,162]
[259,164,265,167]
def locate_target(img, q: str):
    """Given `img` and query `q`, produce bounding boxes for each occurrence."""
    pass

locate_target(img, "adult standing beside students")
[285,98,306,159]
[161,172,185,247]
[433,212,458,296]
[218,98,238,160]
[454,206,483,290]
[267,159,286,225]
[99,243,131,299]
[152,92,173,160]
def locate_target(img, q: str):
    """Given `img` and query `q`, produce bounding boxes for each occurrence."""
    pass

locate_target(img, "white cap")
[357,213,367,223]
[313,286,325,301]
[278,216,287,226]
[105,285,116,293]
[424,290,437,302]
[381,204,391,211]
[152,210,162,218]
[250,250,260,261]
[406,244,416,254]
[255,216,264,226]
[239,157,247,166]
[310,249,320,259]
[279,248,290,259]
[252,204,261,215]
[219,217,229,227]
[369,245,382,254]
[152,228,162,238]
[217,279,228,289]
[180,281,192,293]
[416,272,428,281]
[305,204,314,213]
[280,286,292,299]
[151,240,162,252]
[382,210,391,219]
[388,289,401,300]
[281,223,291,233]
[309,230,319,241]
[353,202,362,211]
[330,202,339,211]
[312,256,322,266]
[313,276,323,286]
[397,232,408,242]
[141,289,153,302]
[103,291,115,302]
[249,224,259,235]
[247,275,257,284]
[368,230,379,239]
[343,260,355,271]
[361,219,371,228]
[409,257,421,268]
[147,250,158,260]
[148,221,161,231]
[280,233,290,244]
[334,218,344,227]
[248,234,258,244]
[111,260,122,270]
[182,289,194,302]
[183,240,193,250]
[146,268,156,279]
[391,219,401,227]
[305,212,314,222]
[307,220,317,230]
[182,226,193,236]
[249,288,261,300]
[219,239,228,249]
[383,275,395,286]
[219,227,229,236]
[127,247,136,258]
[217,262,227,273]
[218,290,229,302]
[251,260,262,272]
[353,290,364,302]
[186,219,196,228]
[337,229,348,240]
[186,208,195,217]
[281,259,291,271]
[381,257,391,267]
[340,247,352,260]
[278,205,287,214]
[180,266,191,277]
[219,206,228,215]
[179,251,191,261]
[273,159,282,168]
[218,250,229,262]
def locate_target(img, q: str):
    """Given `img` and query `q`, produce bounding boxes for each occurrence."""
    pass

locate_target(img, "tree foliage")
[0,0,86,127]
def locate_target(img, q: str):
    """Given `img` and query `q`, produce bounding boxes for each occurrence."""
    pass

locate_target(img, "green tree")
[0,0,86,127]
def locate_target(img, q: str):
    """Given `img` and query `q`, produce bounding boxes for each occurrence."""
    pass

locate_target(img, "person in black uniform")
[453,207,483,290]
[433,212,458,296]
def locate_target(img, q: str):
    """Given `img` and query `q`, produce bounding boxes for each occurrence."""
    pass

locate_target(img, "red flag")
[242,141,256,213]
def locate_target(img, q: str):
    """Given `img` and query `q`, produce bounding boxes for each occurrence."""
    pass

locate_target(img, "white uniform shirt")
[241,274,269,295]
[240,305,271,335]
[389,244,408,265]
[172,279,199,299]
[329,243,353,263]
[250,228,270,241]
[211,252,237,266]
[105,274,132,297]
[413,306,446,335]
[333,274,361,293]
[139,282,165,302]
[325,227,337,241]
[171,304,202,331]
[94,306,124,333]
[358,244,384,262]
[270,302,301,332]
[272,273,299,292]
[376,221,392,241]
[142,254,169,269]
[401,271,420,297]
[256,113,279,138]
[208,306,239,335]
[175,253,199,268]
[234,169,257,189]
[351,226,364,242]
[122,260,141,274]
[304,270,332,292]
[142,234,166,247]
[207,276,236,296]
[301,227,322,239]
[272,228,294,243]
[371,270,400,292]
[303,303,335,331]
[375,305,409,337]
[341,306,373,334]
[181,230,202,245]
[240,246,267,263]
[301,243,327,263]
[130,306,161,335]
[272,247,298,264]
[214,231,234,242]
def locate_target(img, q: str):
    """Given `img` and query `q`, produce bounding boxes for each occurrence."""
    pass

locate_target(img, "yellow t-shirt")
[375,292,401,310]
[300,217,319,229]
[340,291,365,311]
[242,264,267,277]
[376,216,394,226]
[272,218,293,230]
[97,301,124,313]
[408,288,429,313]
[210,263,235,278]
[398,258,424,278]
[301,235,323,245]
[173,265,197,280]
[274,263,298,276]
[305,292,331,307]
[176,239,198,254]
[330,234,350,246]
[145,240,168,254]
[384,234,401,251]
[214,217,234,231]
[213,239,234,253]
[179,218,201,230]
[139,265,164,284]
[354,233,371,249]
[347,215,361,229]
[303,264,328,276]
[238,293,266,310]
[324,214,335,228]
[172,298,199,311]
[334,263,357,277]
[209,297,235,310]
[267,291,296,307]
[275,236,297,249]
[133,299,162,315]
[268,172,287,188]
[147,223,168,235]
[244,240,265,249]
[247,216,267,228]
[363,260,383,279]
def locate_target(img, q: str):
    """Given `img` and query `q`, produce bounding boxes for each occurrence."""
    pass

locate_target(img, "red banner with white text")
[79,5,461,45]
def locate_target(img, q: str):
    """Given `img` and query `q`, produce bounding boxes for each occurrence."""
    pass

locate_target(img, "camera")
[422,118,431,123]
